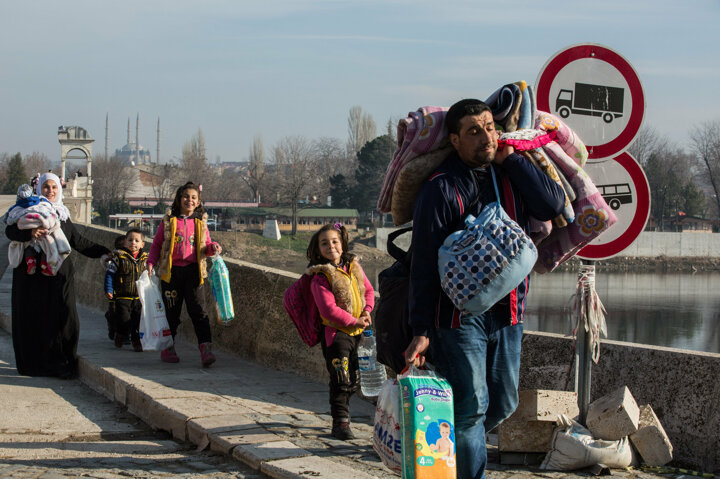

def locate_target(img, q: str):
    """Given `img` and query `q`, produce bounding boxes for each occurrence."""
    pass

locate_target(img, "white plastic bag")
[541,414,636,470]
[136,271,173,351]
[373,378,402,474]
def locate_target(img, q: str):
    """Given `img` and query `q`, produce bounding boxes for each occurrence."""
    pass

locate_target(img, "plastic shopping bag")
[209,255,234,324]
[136,270,173,351]
[373,378,402,474]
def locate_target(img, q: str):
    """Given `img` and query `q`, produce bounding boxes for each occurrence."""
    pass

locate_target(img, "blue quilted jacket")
[409,151,565,337]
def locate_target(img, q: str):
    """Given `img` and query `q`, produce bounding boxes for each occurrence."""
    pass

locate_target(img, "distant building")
[646,213,717,233]
[230,207,359,232]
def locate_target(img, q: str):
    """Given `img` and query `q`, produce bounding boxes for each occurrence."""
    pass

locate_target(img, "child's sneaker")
[199,342,216,368]
[160,346,179,363]
[26,257,37,275]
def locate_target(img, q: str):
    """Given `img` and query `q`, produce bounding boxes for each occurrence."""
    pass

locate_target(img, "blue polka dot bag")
[438,167,537,316]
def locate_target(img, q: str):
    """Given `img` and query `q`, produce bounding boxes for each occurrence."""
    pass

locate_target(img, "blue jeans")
[429,310,523,479]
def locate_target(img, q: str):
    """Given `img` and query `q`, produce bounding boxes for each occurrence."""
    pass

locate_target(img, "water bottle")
[357,328,387,397]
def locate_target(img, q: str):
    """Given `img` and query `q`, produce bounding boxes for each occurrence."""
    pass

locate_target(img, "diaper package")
[398,367,456,479]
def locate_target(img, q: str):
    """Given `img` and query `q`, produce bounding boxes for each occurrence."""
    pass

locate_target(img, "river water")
[524,270,720,355]
[359,265,720,355]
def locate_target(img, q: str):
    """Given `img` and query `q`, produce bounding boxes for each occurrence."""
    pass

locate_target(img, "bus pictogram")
[597,182,632,210]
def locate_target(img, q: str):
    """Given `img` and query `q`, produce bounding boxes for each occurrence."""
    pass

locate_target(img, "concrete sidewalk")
[0,259,664,479]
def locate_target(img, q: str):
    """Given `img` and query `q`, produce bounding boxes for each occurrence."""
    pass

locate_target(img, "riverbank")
[554,255,720,273]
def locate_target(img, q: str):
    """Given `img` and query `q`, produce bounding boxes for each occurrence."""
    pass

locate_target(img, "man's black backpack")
[374,227,418,375]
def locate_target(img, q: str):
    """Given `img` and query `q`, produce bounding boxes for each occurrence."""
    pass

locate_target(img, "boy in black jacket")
[104,228,148,352]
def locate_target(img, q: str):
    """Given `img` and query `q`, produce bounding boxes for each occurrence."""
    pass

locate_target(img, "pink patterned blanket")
[377,106,448,214]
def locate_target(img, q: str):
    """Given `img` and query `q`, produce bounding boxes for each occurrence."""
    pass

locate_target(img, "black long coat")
[5,219,109,378]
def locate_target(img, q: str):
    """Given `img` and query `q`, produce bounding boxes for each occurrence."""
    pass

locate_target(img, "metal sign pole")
[574,258,604,425]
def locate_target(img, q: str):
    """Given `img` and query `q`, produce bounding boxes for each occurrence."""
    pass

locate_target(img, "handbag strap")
[489,166,501,203]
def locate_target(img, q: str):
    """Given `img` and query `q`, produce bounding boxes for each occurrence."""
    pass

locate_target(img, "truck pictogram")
[555,82,624,124]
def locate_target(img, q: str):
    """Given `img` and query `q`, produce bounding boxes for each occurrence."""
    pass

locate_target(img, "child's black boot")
[331,419,355,441]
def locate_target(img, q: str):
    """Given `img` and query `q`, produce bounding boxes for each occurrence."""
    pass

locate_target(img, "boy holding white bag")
[104,228,149,352]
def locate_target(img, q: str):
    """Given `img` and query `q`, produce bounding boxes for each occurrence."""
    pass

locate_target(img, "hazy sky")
[1,0,718,167]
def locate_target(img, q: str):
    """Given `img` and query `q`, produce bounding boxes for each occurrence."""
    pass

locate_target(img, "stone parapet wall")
[376,228,720,258]
[73,225,720,472]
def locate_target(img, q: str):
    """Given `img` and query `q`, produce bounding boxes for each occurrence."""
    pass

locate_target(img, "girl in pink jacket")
[147,182,222,367]
[305,223,374,440]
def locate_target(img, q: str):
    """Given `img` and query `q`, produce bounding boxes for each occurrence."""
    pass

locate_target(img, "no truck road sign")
[536,43,646,160]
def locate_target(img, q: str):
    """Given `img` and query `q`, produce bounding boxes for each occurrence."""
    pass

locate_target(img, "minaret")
[136,113,140,164]
[126,118,130,144]
[105,113,109,161]
[156,117,160,165]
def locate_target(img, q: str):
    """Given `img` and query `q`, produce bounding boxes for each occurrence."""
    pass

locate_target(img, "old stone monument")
[58,126,94,224]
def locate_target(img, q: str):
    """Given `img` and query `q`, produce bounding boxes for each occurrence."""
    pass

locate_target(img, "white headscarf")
[36,172,71,222]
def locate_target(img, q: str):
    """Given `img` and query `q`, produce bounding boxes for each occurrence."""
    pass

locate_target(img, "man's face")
[449,111,498,168]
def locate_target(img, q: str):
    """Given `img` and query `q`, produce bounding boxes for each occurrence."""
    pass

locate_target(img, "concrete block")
[498,389,579,453]
[209,428,282,455]
[233,440,310,470]
[78,359,112,399]
[186,414,257,449]
[261,456,378,479]
[630,404,673,466]
[262,219,281,240]
[125,388,188,441]
[512,389,579,422]
[586,386,639,440]
[498,418,555,452]
[113,379,128,405]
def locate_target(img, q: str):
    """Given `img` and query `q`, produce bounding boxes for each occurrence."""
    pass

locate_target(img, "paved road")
[0,231,263,478]
[0,326,264,478]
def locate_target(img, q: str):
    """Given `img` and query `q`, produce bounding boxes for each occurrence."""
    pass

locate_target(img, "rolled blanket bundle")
[535,111,588,167]
[10,211,71,275]
[377,106,449,214]
[484,80,536,132]
[533,141,617,273]
[376,86,615,272]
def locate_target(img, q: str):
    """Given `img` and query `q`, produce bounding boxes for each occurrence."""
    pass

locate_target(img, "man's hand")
[146,264,154,276]
[105,292,113,300]
[493,144,515,165]
[405,335,430,368]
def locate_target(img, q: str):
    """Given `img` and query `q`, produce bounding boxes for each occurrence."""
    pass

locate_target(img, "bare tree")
[181,128,211,186]
[347,106,377,160]
[146,163,179,210]
[631,129,705,228]
[314,136,348,178]
[0,152,10,182]
[628,126,669,166]
[239,134,266,203]
[690,120,720,216]
[92,155,137,219]
[272,136,318,235]
[23,151,53,178]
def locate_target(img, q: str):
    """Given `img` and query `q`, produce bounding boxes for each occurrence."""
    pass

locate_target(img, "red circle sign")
[536,44,645,159]
[578,152,650,259]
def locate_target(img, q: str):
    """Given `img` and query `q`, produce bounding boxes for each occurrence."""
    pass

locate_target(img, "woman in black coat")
[4,173,110,379]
